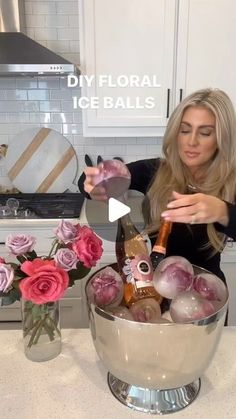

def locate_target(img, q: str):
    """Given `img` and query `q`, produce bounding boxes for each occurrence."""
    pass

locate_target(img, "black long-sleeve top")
[78,158,236,283]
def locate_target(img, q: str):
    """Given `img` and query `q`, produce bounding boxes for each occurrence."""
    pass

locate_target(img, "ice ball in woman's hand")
[170,291,215,322]
[93,159,131,198]
[108,306,134,320]
[87,267,124,308]
[193,273,227,303]
[153,256,194,299]
[129,298,162,323]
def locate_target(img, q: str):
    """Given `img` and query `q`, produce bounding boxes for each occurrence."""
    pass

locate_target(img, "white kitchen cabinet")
[78,0,176,136]
[176,0,236,108]
[221,242,236,326]
[79,0,236,137]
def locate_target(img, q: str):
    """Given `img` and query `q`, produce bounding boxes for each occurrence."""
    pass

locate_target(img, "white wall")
[0,0,162,190]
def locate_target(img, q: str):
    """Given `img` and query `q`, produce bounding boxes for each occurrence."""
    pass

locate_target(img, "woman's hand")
[84,166,108,201]
[161,191,229,226]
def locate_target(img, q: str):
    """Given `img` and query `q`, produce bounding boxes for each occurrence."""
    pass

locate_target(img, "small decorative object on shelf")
[0,220,103,362]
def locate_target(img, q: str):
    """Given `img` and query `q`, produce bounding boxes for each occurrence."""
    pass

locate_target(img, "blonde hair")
[143,88,236,253]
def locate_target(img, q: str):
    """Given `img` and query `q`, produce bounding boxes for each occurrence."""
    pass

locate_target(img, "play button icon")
[108,198,130,222]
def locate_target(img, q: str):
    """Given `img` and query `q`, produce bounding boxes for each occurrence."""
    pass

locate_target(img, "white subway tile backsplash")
[0,114,8,123]
[83,145,105,156]
[50,89,76,100]
[38,78,60,89]
[29,113,45,123]
[56,2,78,15]
[61,100,75,112]
[57,28,80,41]
[39,101,61,112]
[0,135,9,144]
[68,15,79,27]
[73,135,93,145]
[16,78,38,89]
[70,41,80,53]
[31,1,56,15]
[73,145,85,155]
[7,113,30,123]
[117,138,137,145]
[0,79,16,89]
[126,145,147,155]
[63,124,83,135]
[3,90,27,101]
[104,145,126,155]
[28,90,50,100]
[73,112,82,123]
[0,101,39,112]
[45,15,69,27]
[47,40,70,53]
[146,145,163,157]
[24,2,33,15]
[51,113,73,123]
[25,14,46,28]
[0,124,26,135]
[35,27,58,41]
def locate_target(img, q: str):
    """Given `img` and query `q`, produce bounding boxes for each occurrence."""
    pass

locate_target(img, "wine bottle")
[150,219,172,270]
[115,212,162,307]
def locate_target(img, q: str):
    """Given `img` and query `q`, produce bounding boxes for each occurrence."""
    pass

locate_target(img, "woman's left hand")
[161,191,229,226]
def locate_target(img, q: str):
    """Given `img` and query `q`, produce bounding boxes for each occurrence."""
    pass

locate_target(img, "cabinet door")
[176,0,236,107]
[79,0,176,136]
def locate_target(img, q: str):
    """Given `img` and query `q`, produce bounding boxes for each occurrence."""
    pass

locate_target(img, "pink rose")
[54,248,78,271]
[0,264,14,292]
[87,267,123,307]
[54,220,80,243]
[19,259,69,304]
[71,226,103,268]
[0,257,6,263]
[6,234,36,256]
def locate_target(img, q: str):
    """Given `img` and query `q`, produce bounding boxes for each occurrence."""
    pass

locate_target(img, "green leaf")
[26,250,38,260]
[70,264,91,280]
[0,288,20,306]
[16,255,27,264]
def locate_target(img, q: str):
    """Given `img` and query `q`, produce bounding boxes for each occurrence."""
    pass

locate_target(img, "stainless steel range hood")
[0,0,76,76]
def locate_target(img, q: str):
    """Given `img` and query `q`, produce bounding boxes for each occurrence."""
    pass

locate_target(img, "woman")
[79,88,236,286]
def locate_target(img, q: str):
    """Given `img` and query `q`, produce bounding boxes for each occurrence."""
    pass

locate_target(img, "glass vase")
[21,299,61,362]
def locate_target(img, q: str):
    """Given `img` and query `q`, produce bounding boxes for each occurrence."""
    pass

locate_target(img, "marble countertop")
[1,327,236,419]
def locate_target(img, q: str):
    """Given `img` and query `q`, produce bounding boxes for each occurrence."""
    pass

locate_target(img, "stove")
[0,193,85,219]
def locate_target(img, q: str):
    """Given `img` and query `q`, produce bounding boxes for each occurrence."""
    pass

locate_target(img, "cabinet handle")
[0,242,5,245]
[179,88,183,102]
[166,88,170,118]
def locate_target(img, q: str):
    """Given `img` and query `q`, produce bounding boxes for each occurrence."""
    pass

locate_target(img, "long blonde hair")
[143,88,236,252]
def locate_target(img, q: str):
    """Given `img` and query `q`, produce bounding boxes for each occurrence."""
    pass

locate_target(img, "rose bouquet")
[0,220,103,359]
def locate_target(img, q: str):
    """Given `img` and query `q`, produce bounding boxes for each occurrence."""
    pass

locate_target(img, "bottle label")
[122,255,153,288]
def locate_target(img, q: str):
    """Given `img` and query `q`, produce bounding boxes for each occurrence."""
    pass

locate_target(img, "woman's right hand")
[83,166,108,201]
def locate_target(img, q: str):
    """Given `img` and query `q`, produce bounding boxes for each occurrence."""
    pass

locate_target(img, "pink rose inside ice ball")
[93,159,131,198]
[193,273,227,303]
[108,306,134,320]
[86,266,124,308]
[170,291,216,322]
[129,298,161,323]
[153,256,194,299]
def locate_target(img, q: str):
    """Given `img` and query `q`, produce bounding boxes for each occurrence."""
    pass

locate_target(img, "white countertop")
[1,327,236,419]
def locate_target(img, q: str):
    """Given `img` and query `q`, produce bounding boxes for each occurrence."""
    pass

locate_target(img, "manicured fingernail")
[161,212,168,217]
[167,203,173,208]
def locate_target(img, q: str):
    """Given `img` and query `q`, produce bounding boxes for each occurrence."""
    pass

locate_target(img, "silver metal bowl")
[85,264,228,415]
